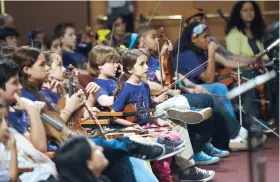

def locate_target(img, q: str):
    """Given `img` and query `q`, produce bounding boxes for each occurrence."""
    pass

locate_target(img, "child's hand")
[160,40,173,56]
[153,92,168,103]
[65,90,86,113]
[208,41,219,53]
[14,93,46,113]
[85,82,100,96]
[194,85,209,94]
[6,134,16,150]
[82,107,100,120]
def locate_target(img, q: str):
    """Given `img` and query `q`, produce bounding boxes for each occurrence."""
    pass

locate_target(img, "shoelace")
[194,167,210,176]
[199,152,210,160]
[162,137,176,148]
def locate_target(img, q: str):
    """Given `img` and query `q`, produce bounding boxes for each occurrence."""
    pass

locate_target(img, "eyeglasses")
[192,24,208,38]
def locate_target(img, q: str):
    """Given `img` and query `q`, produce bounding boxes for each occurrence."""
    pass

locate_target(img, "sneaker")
[203,143,230,158]
[179,166,215,182]
[251,120,276,134]
[157,137,186,150]
[128,139,165,161]
[157,141,186,161]
[229,134,267,151]
[193,151,220,165]
[168,107,212,124]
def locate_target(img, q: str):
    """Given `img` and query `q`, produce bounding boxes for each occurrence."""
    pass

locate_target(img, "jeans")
[129,157,159,182]
[181,93,214,153]
[91,137,136,182]
[182,93,233,150]
[201,83,236,118]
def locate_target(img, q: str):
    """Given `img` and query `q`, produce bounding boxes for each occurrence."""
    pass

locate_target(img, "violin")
[157,27,175,86]
[40,110,72,144]
[56,65,86,132]
[215,68,235,86]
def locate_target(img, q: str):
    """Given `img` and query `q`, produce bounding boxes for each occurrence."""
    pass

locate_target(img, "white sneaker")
[167,107,212,124]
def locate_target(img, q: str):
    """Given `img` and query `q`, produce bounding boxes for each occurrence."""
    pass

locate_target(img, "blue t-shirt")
[94,78,118,100]
[14,89,57,151]
[8,110,28,134]
[40,90,60,110]
[148,56,160,83]
[62,51,87,68]
[112,82,153,125]
[178,50,207,84]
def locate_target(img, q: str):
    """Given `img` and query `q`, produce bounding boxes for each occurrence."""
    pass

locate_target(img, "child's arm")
[60,90,86,122]
[85,82,100,107]
[6,136,18,182]
[14,95,48,152]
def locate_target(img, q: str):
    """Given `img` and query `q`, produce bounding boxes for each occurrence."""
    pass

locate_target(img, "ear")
[98,65,103,71]
[86,159,94,171]
[127,67,134,74]
[23,66,31,76]
[191,37,197,44]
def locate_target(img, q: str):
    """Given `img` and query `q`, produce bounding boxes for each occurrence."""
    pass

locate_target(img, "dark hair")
[117,33,140,49]
[0,27,19,40]
[53,136,98,182]
[225,1,265,40]
[12,47,55,111]
[53,23,75,38]
[0,45,16,59]
[179,21,206,54]
[107,16,125,30]
[0,57,19,89]
[114,49,142,97]
[88,45,121,77]
[135,25,155,38]
[28,29,43,40]
[43,51,55,67]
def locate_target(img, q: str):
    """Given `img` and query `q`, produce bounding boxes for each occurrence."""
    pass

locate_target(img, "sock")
[238,127,248,139]
[230,136,243,143]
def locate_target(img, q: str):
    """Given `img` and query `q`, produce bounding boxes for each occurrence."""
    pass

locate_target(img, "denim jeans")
[91,137,136,182]
[201,83,236,118]
[181,93,214,153]
[129,157,159,182]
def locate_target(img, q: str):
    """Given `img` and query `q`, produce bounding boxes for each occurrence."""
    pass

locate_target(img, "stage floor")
[201,135,279,182]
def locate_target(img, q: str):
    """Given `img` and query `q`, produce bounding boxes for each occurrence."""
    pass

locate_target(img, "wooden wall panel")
[5,1,88,45]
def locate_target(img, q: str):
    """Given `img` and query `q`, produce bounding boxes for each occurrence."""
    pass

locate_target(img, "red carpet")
[201,136,279,182]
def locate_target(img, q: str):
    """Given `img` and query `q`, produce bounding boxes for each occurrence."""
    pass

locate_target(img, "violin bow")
[70,75,109,140]
[146,1,162,26]
[174,15,183,90]
[109,22,116,47]
[154,59,210,97]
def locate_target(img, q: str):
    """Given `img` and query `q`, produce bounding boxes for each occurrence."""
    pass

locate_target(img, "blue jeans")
[181,93,214,153]
[91,137,137,182]
[201,83,236,118]
[129,157,159,182]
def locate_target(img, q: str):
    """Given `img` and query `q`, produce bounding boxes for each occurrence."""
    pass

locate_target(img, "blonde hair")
[88,45,121,77]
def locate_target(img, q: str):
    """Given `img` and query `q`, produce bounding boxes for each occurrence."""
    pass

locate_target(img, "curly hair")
[225,1,266,40]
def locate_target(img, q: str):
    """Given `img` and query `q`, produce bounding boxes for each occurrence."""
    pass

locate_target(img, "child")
[0,57,49,152]
[112,49,216,182]
[0,106,18,182]
[120,28,231,160]
[0,105,57,182]
[0,54,181,182]
[0,27,19,47]
[53,23,87,70]
[43,35,63,56]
